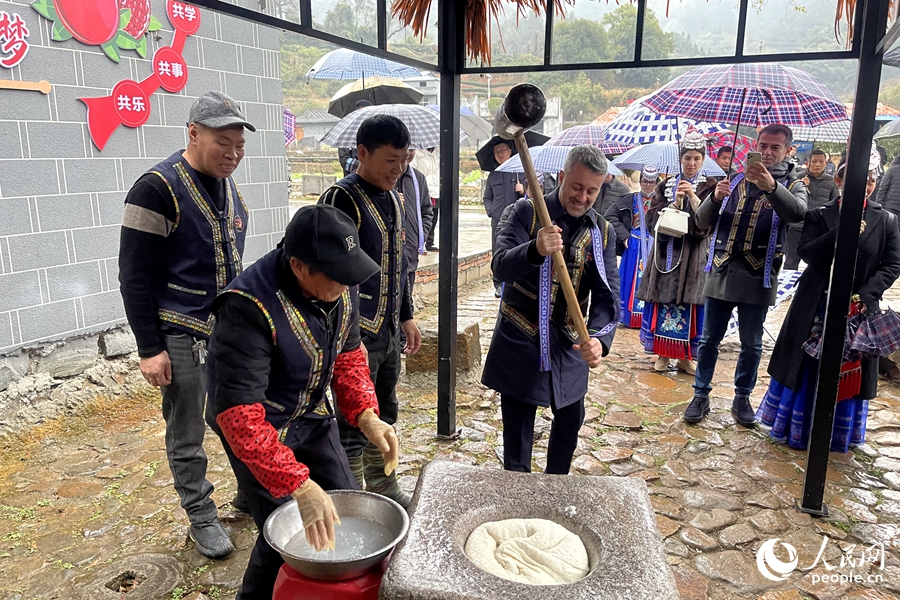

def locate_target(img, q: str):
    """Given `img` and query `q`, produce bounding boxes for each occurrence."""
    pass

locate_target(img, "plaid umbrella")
[605,95,729,145]
[328,76,424,118]
[321,104,466,150]
[850,310,900,356]
[792,120,851,143]
[495,145,624,176]
[643,63,848,128]
[612,141,726,177]
[306,49,421,80]
[283,106,296,147]
[546,124,634,155]
[706,131,755,171]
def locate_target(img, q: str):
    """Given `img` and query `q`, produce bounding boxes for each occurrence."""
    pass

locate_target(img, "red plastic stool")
[271,555,390,600]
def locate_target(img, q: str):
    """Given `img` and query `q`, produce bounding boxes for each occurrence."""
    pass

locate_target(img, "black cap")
[284,205,380,286]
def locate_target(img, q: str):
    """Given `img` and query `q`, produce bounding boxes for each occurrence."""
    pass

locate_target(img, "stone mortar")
[380,461,679,600]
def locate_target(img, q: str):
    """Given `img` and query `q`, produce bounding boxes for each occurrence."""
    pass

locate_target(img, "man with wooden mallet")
[482,85,620,474]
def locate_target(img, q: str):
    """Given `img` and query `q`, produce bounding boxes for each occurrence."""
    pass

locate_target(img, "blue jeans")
[693,297,768,399]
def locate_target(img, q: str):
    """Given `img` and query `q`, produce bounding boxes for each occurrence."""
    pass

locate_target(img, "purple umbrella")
[545,124,634,155]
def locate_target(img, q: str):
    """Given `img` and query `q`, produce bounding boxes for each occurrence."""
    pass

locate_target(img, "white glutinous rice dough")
[464,518,590,585]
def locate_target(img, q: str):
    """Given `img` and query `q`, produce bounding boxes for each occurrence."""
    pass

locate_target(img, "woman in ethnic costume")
[756,158,900,451]
[605,165,660,328]
[638,131,716,374]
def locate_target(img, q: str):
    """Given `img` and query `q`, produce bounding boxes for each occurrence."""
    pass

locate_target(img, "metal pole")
[436,0,464,438]
[800,0,887,516]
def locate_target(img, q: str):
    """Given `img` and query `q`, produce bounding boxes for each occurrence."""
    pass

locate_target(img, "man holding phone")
[684,124,808,427]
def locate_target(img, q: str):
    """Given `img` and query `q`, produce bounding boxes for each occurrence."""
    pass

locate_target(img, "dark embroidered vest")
[500,201,608,342]
[150,151,248,338]
[331,177,404,337]
[711,177,797,271]
[208,248,352,436]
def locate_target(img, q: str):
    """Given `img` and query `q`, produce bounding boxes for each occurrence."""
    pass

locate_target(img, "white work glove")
[291,479,340,551]
[357,408,399,476]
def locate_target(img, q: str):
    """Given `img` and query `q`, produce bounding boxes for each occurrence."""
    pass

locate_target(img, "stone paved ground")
[4,277,900,599]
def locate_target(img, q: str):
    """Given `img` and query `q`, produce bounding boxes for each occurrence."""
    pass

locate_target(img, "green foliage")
[551,19,610,70]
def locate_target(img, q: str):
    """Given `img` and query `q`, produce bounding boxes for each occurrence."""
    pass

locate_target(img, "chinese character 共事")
[158,61,171,76]
[171,62,184,78]
[0,11,30,69]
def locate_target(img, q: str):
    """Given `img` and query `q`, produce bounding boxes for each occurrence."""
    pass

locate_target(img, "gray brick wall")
[0,0,287,352]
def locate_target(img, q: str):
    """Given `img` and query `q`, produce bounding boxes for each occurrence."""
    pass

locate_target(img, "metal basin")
[264,490,409,581]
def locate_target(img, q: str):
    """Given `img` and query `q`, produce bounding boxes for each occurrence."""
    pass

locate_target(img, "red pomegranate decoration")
[31,0,163,61]
[119,0,151,38]
[54,0,119,45]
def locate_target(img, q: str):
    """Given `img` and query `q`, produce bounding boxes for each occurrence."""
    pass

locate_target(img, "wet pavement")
[3,276,900,599]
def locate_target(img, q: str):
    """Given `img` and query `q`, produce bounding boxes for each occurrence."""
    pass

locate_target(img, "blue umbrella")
[496,146,624,177]
[612,142,725,177]
[306,49,421,81]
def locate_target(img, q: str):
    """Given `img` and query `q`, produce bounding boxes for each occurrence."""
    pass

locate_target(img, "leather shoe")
[683,395,710,424]
[189,518,234,559]
[427,245,439,251]
[494,285,502,298]
[732,395,756,428]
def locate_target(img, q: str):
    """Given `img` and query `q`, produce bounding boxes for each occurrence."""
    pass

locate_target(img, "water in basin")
[284,516,393,561]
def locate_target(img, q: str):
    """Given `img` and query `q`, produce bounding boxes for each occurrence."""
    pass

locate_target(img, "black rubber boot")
[732,395,756,428]
[347,453,365,490]
[363,443,411,508]
[683,395,710,424]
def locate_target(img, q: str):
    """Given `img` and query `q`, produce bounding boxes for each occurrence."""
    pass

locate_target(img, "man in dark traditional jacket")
[118,91,255,558]
[319,115,421,507]
[784,149,839,269]
[685,124,808,427]
[484,141,526,297]
[483,145,619,475]
[396,149,433,292]
[206,204,400,599]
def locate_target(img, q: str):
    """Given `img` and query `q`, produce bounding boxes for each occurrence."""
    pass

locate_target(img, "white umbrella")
[321,104,467,150]
[496,146,624,177]
[792,120,852,143]
[425,105,492,148]
[612,142,726,177]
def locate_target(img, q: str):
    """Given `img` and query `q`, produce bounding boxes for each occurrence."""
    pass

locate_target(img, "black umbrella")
[327,77,424,118]
[476,131,549,171]
[885,45,900,68]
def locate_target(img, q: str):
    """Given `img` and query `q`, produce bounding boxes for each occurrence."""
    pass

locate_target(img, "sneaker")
[426,245,439,251]
[654,356,670,372]
[494,285,502,298]
[732,395,756,428]
[189,518,234,559]
[683,396,710,424]
[675,359,696,375]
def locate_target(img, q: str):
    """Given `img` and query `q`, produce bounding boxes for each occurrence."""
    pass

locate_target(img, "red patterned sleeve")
[332,346,379,427]
[216,403,309,498]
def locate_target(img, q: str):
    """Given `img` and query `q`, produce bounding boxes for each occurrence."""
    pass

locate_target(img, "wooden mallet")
[495,84,590,345]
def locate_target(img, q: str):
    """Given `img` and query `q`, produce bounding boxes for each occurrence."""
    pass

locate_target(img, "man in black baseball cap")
[118,90,257,559]
[205,205,398,599]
